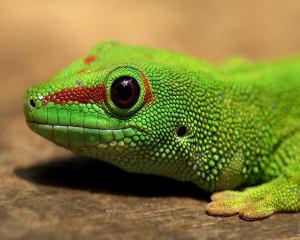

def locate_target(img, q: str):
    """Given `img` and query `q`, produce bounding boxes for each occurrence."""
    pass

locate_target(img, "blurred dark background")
[0,1,300,239]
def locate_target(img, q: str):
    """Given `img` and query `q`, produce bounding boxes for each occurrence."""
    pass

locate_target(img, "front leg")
[206,133,300,221]
[206,170,300,220]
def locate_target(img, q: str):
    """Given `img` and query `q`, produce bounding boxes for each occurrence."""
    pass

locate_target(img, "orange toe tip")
[238,208,273,221]
[238,213,271,221]
[205,202,238,217]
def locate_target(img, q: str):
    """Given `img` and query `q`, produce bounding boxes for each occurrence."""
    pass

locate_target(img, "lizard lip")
[26,120,134,131]
[26,121,141,148]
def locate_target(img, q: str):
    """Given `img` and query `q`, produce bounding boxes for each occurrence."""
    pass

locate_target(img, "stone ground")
[1,1,300,239]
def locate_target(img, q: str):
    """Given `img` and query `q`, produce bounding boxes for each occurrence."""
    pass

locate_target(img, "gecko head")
[23,42,217,184]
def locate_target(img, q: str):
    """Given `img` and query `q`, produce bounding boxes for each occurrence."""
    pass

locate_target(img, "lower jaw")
[26,121,136,149]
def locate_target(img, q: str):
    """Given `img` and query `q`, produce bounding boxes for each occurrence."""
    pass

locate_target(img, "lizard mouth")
[26,121,141,149]
[23,89,148,150]
[26,120,137,131]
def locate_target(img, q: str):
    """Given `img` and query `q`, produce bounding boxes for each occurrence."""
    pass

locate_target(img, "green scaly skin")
[23,42,300,221]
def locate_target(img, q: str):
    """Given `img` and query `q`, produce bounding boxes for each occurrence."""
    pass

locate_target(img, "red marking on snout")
[142,73,153,104]
[84,55,96,64]
[42,84,107,106]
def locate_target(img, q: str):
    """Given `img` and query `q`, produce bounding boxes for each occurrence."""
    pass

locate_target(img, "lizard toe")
[206,198,245,217]
[211,190,243,201]
[239,197,275,221]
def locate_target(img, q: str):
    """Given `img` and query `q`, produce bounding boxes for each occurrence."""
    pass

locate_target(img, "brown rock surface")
[1,1,300,239]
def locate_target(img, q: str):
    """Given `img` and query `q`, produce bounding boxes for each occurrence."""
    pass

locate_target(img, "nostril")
[29,98,36,108]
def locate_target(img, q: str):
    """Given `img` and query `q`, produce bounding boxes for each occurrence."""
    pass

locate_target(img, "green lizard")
[23,42,300,221]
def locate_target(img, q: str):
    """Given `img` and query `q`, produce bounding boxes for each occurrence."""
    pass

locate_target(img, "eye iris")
[111,76,140,109]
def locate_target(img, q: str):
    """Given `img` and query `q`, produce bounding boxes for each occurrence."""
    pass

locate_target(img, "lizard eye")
[110,76,140,109]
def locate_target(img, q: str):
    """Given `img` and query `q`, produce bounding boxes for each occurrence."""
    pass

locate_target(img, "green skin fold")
[23,42,300,221]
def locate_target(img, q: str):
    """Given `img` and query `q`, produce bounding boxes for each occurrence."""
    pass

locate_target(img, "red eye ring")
[110,76,140,109]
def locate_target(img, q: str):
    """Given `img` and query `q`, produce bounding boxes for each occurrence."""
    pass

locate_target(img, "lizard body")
[23,42,300,220]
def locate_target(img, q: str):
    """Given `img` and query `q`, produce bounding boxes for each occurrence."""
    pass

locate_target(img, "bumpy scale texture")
[23,42,300,221]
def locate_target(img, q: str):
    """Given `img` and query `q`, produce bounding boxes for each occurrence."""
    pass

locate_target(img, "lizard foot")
[205,174,300,221]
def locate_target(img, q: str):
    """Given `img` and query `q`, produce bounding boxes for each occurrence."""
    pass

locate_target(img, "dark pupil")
[111,76,140,109]
[118,81,133,101]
